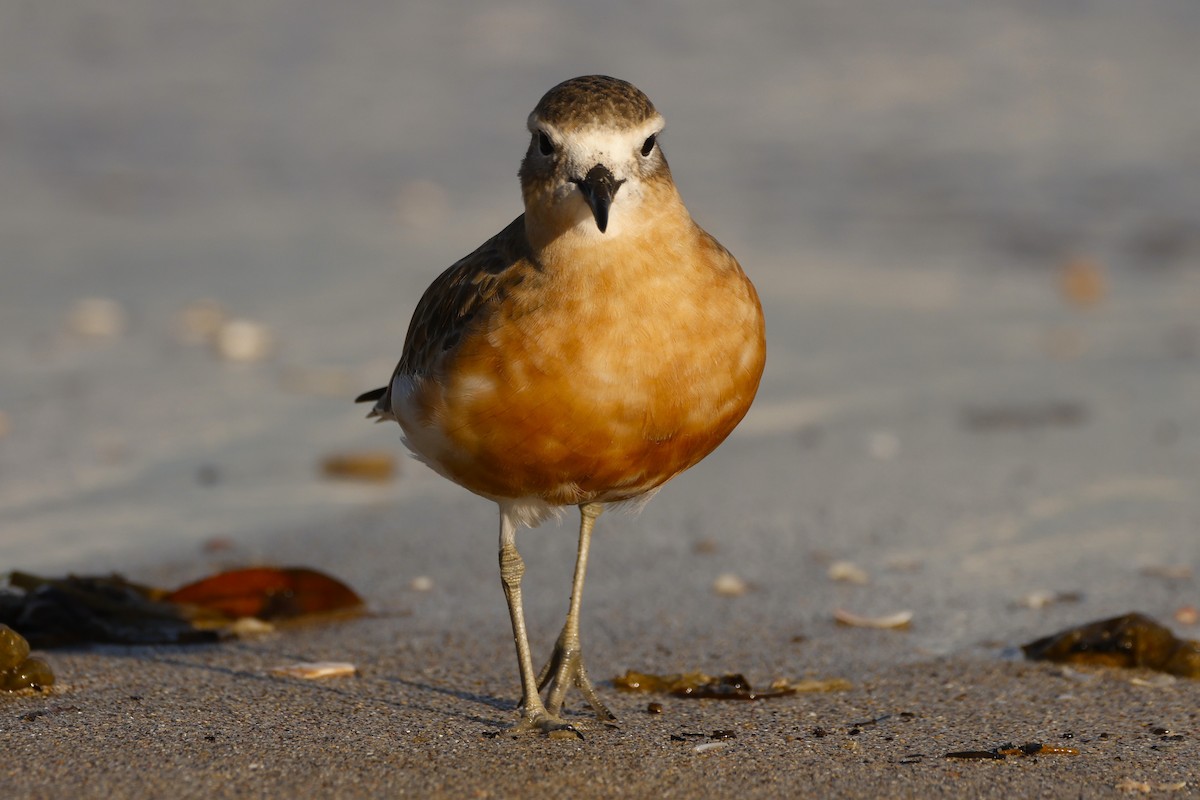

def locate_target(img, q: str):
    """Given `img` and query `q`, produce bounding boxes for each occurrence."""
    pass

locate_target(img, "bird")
[356,75,766,735]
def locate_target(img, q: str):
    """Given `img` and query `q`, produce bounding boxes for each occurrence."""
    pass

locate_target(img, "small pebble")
[827,560,869,585]
[1174,606,1198,626]
[67,297,126,339]
[712,572,748,597]
[215,319,274,363]
[1020,590,1055,609]
[174,299,227,345]
[225,617,275,638]
[410,575,435,592]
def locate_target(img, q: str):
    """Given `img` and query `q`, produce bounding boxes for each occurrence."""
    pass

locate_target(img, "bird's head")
[519,75,672,241]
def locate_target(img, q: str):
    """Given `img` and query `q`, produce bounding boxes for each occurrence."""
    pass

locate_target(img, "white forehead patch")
[536,117,664,182]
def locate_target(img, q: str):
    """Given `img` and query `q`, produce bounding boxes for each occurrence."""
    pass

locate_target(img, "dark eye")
[640,134,657,157]
[538,131,554,156]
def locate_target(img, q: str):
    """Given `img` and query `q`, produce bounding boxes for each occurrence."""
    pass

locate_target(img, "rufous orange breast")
[390,178,764,507]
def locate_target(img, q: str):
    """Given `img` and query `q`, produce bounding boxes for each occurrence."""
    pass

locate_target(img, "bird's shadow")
[91,643,606,733]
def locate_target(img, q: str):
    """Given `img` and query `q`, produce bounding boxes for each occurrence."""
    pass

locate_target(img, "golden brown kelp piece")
[945,742,1079,760]
[1022,612,1200,678]
[614,670,850,699]
[0,624,55,691]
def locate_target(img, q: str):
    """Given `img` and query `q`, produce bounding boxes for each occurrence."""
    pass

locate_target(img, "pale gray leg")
[497,507,580,736]
[536,502,616,722]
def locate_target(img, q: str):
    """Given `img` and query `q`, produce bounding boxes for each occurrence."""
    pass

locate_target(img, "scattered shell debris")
[833,608,913,630]
[1022,612,1200,678]
[945,742,1079,760]
[712,572,748,597]
[0,624,54,692]
[614,670,850,700]
[320,451,398,483]
[215,318,274,363]
[173,299,227,345]
[269,661,357,680]
[67,297,126,339]
[827,561,869,585]
[693,741,729,754]
[410,575,434,592]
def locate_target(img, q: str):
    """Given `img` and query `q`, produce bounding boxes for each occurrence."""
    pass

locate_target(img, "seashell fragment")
[833,608,914,629]
[269,661,357,680]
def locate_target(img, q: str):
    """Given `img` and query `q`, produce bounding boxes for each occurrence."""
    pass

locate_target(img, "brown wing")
[357,215,534,415]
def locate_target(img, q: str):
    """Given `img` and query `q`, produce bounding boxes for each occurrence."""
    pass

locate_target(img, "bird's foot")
[511,707,584,739]
[536,641,617,723]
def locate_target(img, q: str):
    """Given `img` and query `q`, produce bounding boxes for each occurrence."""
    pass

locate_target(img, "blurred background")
[1,0,1197,602]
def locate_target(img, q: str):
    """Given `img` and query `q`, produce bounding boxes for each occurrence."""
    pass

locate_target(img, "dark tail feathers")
[355,387,387,404]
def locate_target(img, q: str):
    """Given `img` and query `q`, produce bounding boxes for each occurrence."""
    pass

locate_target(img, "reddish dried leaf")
[166,567,364,620]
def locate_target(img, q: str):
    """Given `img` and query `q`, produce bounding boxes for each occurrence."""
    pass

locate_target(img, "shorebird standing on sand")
[357,75,766,735]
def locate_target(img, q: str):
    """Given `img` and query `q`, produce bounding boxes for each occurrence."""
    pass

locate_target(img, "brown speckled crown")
[531,75,659,130]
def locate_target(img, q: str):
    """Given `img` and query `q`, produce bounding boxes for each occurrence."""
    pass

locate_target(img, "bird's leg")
[498,509,580,737]
[536,502,616,722]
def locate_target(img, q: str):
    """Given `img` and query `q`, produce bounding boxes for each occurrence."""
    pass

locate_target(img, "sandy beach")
[2,2,1199,796]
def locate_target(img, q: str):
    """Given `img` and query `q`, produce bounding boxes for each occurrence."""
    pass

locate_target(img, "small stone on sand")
[713,572,748,597]
[215,319,274,363]
[68,297,126,339]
